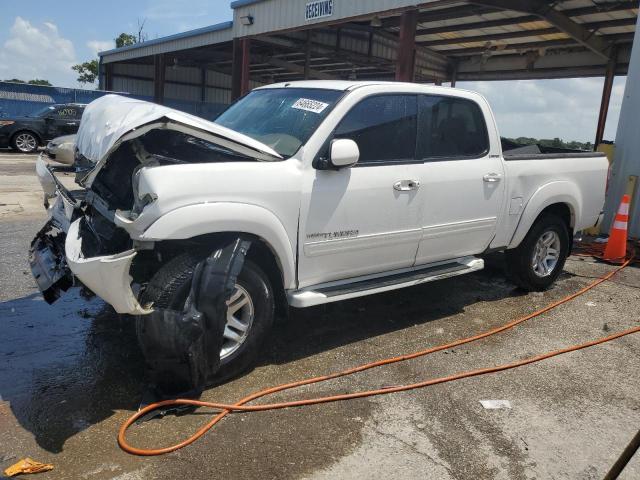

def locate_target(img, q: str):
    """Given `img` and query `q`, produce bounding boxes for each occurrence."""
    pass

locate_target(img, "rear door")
[413,94,505,265]
[298,94,424,287]
[52,106,82,136]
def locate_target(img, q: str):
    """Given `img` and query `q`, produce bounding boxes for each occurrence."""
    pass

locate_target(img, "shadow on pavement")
[0,288,144,453]
[262,256,526,366]
[0,255,530,453]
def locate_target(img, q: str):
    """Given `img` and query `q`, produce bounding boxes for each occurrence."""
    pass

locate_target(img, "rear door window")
[417,95,489,160]
[333,94,417,164]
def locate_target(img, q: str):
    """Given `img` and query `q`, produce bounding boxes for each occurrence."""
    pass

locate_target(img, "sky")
[0,0,627,142]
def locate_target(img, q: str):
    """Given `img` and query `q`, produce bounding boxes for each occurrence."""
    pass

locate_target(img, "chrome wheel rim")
[185,283,255,360]
[532,230,561,277]
[15,133,37,152]
[221,284,254,359]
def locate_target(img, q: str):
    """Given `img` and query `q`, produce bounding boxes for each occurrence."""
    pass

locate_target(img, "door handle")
[66,122,77,126]
[393,180,420,191]
[483,173,502,183]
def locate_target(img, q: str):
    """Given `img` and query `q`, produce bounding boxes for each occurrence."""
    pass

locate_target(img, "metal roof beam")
[469,0,614,59]
[253,54,338,80]
[445,33,634,56]
[334,23,449,68]
[456,43,631,78]
[417,15,538,36]
[255,35,396,72]
[415,1,639,36]
[418,17,635,48]
[381,5,498,28]
[418,27,559,46]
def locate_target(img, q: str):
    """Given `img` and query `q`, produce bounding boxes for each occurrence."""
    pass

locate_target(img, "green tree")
[28,79,52,86]
[115,32,137,48]
[72,24,146,87]
[72,60,99,85]
[3,78,51,85]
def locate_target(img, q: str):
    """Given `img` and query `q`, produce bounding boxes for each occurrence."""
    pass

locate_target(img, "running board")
[288,257,484,308]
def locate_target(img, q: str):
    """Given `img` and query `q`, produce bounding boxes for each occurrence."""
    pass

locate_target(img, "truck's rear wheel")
[137,251,274,391]
[505,213,569,291]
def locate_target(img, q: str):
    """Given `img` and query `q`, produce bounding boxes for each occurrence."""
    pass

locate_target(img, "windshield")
[30,105,55,117]
[215,88,343,157]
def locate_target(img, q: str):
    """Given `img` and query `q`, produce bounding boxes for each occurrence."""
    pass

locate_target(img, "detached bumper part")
[29,221,73,304]
[65,218,150,315]
[137,237,252,397]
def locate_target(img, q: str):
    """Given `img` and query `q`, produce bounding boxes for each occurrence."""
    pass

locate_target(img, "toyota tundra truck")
[30,81,608,394]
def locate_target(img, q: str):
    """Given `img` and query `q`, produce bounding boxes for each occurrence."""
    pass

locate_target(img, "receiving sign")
[305,0,334,21]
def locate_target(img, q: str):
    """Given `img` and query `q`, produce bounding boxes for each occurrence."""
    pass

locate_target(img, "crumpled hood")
[76,94,282,172]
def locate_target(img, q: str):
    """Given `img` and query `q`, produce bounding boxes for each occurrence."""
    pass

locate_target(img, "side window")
[417,95,489,159]
[334,95,417,164]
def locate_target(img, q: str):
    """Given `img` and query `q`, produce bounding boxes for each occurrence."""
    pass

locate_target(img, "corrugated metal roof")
[102,0,637,84]
[100,21,233,63]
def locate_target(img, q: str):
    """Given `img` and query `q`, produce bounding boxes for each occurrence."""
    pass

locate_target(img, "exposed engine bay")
[31,126,260,306]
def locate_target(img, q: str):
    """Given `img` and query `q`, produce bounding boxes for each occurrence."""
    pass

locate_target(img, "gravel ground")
[1,152,639,479]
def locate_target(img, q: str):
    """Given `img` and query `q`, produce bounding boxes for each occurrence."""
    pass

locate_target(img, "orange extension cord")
[119,253,637,456]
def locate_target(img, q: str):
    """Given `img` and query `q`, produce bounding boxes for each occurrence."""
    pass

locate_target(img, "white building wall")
[232,0,441,37]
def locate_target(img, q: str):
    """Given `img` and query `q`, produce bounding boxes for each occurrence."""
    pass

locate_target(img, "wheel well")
[538,203,574,252]
[145,232,289,322]
[246,239,289,323]
[12,130,42,146]
[540,203,573,231]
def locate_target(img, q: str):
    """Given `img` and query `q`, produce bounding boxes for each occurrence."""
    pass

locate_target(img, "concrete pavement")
[0,152,639,479]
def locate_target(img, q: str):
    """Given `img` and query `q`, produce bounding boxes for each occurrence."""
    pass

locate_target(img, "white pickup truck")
[31,81,608,394]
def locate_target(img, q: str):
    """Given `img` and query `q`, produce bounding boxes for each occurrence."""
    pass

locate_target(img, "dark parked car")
[0,103,85,153]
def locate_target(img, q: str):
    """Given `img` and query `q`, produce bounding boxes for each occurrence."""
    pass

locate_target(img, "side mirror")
[329,138,359,169]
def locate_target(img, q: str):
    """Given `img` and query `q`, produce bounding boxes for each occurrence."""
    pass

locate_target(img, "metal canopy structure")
[99,0,637,145]
[97,0,639,236]
[100,0,638,139]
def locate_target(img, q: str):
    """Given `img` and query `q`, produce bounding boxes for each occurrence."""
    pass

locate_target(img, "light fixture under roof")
[240,15,254,26]
[370,15,382,28]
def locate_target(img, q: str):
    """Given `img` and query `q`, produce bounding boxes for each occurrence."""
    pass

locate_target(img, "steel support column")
[304,31,312,80]
[450,61,458,87]
[395,10,418,82]
[232,38,251,100]
[595,50,617,147]
[241,38,251,96]
[200,67,207,103]
[153,54,165,105]
[105,63,114,91]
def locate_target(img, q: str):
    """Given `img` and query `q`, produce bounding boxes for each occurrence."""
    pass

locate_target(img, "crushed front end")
[30,154,151,314]
[28,94,280,315]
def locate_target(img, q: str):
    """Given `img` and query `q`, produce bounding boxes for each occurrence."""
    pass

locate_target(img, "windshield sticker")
[292,98,329,114]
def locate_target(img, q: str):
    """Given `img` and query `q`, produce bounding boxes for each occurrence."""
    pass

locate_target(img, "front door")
[298,94,424,288]
[414,94,505,265]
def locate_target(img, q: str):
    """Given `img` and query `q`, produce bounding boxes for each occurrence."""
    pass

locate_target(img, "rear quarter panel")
[492,154,608,249]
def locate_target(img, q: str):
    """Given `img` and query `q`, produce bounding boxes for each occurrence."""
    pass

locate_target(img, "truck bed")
[503,151,606,161]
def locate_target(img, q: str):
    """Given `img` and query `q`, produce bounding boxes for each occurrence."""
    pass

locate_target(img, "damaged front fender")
[136,236,252,397]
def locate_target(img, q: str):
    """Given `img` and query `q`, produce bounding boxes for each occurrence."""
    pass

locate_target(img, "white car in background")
[45,134,76,165]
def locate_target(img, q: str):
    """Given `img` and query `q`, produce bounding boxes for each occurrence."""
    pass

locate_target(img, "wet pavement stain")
[0,212,639,479]
[0,288,144,453]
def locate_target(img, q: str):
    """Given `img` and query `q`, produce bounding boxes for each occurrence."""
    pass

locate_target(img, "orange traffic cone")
[603,194,630,262]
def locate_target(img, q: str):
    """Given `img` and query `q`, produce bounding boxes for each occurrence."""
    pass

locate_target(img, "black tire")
[138,250,274,388]
[11,131,39,153]
[505,213,569,291]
